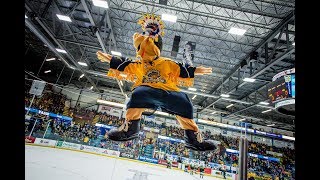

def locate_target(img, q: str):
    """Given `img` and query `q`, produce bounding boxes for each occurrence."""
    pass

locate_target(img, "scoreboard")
[267,74,295,102]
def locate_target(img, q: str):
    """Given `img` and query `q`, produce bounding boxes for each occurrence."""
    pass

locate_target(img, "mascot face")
[134,14,165,61]
[133,33,162,61]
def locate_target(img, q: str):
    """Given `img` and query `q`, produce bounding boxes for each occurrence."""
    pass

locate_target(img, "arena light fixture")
[25,15,28,18]
[56,14,72,22]
[97,99,125,108]
[259,101,269,105]
[155,111,170,116]
[161,14,177,23]
[211,111,217,114]
[188,87,197,91]
[56,48,67,53]
[267,123,275,127]
[228,27,246,36]
[44,70,51,73]
[78,62,88,66]
[192,95,197,99]
[226,104,234,108]
[292,42,295,46]
[262,109,272,113]
[45,58,56,61]
[220,94,230,98]
[243,77,256,82]
[92,0,109,8]
[90,86,93,90]
[79,74,85,79]
[239,118,246,121]
[111,51,122,56]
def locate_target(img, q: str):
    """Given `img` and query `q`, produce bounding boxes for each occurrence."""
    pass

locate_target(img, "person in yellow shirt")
[97,14,218,151]
[83,136,89,143]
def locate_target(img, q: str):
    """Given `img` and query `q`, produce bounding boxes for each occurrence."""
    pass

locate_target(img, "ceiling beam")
[198,11,294,107]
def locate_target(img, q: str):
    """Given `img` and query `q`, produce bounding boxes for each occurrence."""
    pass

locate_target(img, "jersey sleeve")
[107,56,139,82]
[169,61,196,87]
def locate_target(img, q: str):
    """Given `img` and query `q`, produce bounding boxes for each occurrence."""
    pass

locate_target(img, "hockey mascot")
[97,14,218,151]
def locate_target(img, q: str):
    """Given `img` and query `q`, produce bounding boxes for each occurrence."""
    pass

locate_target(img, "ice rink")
[26,145,222,180]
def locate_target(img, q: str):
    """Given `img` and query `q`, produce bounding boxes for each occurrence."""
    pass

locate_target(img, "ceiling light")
[220,94,230,98]
[97,99,125,108]
[111,51,122,56]
[228,27,246,36]
[56,14,72,22]
[239,118,246,121]
[262,109,272,113]
[259,102,269,105]
[78,62,88,66]
[211,111,216,114]
[267,123,275,127]
[44,70,51,73]
[79,74,85,79]
[188,87,197,91]
[69,66,75,70]
[192,95,197,99]
[46,58,56,61]
[226,104,234,108]
[25,15,28,18]
[92,0,109,8]
[56,48,67,53]
[90,86,93,90]
[161,14,177,23]
[292,42,295,46]
[155,111,170,116]
[243,78,256,82]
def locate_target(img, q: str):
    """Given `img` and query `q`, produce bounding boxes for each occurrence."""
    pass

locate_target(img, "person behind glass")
[220,164,226,179]
[199,166,204,179]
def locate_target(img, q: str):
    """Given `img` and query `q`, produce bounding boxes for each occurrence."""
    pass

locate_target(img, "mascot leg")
[176,115,218,151]
[108,108,145,141]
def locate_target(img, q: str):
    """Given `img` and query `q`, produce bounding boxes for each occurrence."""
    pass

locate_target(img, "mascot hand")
[195,66,212,75]
[96,51,112,63]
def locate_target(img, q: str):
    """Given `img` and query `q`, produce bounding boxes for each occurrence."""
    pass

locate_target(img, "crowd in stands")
[25,92,66,114]
[25,91,295,179]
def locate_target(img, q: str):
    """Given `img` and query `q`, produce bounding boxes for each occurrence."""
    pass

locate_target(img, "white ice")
[26,145,222,180]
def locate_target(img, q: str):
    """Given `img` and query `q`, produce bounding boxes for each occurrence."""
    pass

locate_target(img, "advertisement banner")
[34,138,57,147]
[25,136,36,143]
[172,162,178,167]
[138,156,158,164]
[120,152,135,159]
[25,107,72,121]
[99,149,120,157]
[158,159,167,166]
[56,141,80,150]
[204,168,212,174]
[79,145,101,154]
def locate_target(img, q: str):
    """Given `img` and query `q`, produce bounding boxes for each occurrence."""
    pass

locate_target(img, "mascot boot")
[107,119,141,141]
[184,130,217,151]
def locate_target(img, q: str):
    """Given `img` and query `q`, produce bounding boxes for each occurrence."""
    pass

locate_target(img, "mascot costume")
[97,14,219,151]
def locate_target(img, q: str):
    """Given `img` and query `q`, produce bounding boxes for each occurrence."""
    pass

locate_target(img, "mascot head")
[133,14,165,61]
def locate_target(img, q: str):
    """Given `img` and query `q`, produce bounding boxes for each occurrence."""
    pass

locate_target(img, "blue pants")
[127,85,193,119]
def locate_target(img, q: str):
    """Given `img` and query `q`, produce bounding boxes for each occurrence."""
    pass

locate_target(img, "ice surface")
[25,145,222,180]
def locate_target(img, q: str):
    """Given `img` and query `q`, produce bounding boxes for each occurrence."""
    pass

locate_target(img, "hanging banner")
[29,80,46,96]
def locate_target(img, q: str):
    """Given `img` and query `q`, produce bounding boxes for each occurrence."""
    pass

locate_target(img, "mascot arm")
[107,56,138,82]
[171,62,196,87]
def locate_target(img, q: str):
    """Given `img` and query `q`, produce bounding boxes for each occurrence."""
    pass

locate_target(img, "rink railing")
[25,136,238,180]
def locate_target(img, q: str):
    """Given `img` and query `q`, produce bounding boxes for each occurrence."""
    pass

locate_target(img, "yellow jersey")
[107,56,196,91]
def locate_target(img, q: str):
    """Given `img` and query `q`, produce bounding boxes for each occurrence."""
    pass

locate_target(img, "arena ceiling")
[25,0,295,131]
